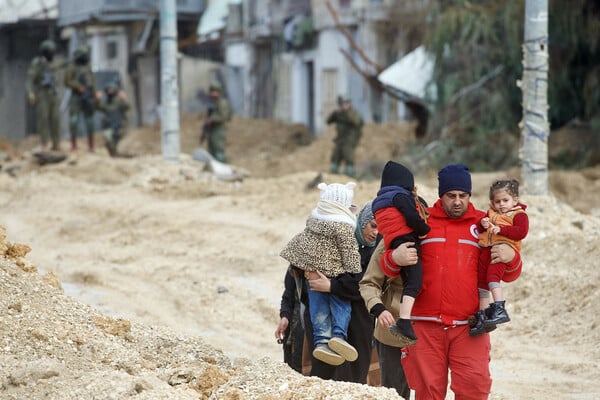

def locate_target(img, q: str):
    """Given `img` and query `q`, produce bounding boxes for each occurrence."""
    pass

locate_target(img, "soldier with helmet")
[64,44,98,152]
[26,39,60,151]
[326,95,364,177]
[97,81,130,157]
[200,81,232,163]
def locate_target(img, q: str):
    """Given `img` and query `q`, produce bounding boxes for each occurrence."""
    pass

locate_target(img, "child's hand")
[481,217,491,229]
[491,225,500,234]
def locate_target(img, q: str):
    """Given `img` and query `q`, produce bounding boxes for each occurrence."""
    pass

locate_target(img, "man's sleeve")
[280,268,296,320]
[330,272,363,302]
[359,240,388,317]
[63,64,78,91]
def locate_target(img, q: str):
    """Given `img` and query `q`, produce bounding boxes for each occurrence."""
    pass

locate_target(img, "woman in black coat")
[304,202,379,383]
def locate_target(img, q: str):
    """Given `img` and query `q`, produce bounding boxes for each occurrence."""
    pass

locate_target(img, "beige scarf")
[311,200,356,227]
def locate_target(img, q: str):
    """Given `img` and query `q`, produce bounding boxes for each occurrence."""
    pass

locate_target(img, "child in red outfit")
[470,179,529,336]
[372,161,430,346]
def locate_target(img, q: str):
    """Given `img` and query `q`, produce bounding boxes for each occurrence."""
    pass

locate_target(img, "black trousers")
[376,339,411,399]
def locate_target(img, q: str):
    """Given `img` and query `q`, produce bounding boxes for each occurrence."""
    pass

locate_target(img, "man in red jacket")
[381,164,522,400]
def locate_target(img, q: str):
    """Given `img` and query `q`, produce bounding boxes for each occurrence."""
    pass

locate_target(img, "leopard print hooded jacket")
[280,217,361,278]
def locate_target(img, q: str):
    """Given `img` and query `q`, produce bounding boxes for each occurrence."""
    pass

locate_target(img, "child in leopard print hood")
[280,182,362,366]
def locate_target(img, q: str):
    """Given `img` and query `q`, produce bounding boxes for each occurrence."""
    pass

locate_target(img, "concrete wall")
[0,38,28,140]
[224,41,251,116]
[179,56,222,114]
[0,28,69,142]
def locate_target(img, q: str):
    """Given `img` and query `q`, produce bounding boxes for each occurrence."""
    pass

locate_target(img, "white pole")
[519,0,549,195]
[159,0,180,161]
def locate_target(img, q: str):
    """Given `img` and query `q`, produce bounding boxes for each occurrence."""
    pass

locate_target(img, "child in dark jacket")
[372,161,430,346]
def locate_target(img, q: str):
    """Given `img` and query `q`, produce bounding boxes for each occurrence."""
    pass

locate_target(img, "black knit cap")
[437,164,472,197]
[380,161,414,191]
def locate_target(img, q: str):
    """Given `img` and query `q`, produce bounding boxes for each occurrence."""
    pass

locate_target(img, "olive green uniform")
[97,90,130,157]
[64,52,97,151]
[326,107,363,176]
[26,56,60,149]
[203,96,232,162]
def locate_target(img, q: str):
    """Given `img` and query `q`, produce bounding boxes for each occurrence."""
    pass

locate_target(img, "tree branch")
[324,0,384,74]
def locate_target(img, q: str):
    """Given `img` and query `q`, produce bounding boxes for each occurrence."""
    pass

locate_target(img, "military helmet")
[39,40,56,53]
[209,82,222,92]
[74,44,90,57]
[104,81,119,92]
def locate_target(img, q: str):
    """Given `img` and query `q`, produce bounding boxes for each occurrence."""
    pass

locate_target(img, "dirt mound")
[118,114,417,179]
[0,115,599,398]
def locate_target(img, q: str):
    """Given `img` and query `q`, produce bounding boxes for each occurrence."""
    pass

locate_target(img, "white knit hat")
[317,182,356,208]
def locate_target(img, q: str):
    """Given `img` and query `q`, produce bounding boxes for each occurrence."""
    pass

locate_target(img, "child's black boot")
[469,309,497,337]
[483,300,510,326]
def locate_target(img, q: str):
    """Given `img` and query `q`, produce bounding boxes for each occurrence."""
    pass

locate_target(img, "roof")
[378,45,436,102]
[196,0,241,42]
[0,0,58,24]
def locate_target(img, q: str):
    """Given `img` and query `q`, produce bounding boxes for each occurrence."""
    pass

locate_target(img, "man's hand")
[307,271,331,293]
[274,317,289,341]
[377,310,395,328]
[491,243,515,264]
[391,242,418,267]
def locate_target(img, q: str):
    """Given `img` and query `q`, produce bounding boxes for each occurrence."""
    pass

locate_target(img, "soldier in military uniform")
[64,45,97,152]
[26,39,60,151]
[326,96,364,177]
[97,82,130,157]
[200,82,232,163]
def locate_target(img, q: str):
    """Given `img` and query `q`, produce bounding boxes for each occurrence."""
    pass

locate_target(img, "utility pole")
[159,0,180,161]
[519,0,549,195]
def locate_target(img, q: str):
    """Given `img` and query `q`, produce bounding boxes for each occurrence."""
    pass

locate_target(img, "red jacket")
[416,200,523,325]
[380,199,523,324]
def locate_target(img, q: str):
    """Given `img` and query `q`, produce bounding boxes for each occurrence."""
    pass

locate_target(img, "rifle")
[200,106,214,144]
[78,74,95,114]
[41,71,55,88]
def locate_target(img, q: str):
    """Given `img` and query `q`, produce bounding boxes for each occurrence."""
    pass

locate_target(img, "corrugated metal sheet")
[377,45,436,101]
[0,0,58,24]
[196,0,241,41]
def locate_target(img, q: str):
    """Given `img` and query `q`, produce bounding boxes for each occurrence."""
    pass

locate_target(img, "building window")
[106,41,118,59]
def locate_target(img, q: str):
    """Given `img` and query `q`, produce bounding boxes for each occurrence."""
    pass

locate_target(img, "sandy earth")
[0,116,598,399]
